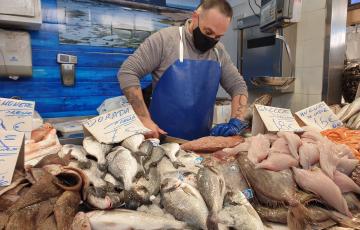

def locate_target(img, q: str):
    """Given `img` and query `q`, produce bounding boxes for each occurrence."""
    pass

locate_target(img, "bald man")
[118,0,248,140]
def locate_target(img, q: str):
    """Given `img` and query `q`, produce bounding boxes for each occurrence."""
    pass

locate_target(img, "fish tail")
[206,213,219,230]
[287,203,311,230]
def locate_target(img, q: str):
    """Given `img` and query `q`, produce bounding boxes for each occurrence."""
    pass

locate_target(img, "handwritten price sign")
[83,104,150,144]
[295,102,343,131]
[0,98,35,140]
[252,105,303,135]
[0,131,24,186]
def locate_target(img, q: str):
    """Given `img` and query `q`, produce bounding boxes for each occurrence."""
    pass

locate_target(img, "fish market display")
[232,129,360,229]
[181,136,244,153]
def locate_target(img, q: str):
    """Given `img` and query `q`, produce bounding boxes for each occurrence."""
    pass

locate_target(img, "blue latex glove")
[210,118,248,137]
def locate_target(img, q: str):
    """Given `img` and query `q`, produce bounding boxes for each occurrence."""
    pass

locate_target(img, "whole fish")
[126,167,161,208]
[161,143,185,169]
[220,192,264,230]
[86,209,187,230]
[144,146,166,173]
[121,134,145,153]
[86,187,125,210]
[7,169,63,214]
[339,97,360,122]
[106,146,137,191]
[131,139,160,180]
[161,178,209,229]
[83,136,112,171]
[197,165,226,229]
[54,191,81,230]
[58,144,91,169]
[237,154,315,229]
[292,167,351,217]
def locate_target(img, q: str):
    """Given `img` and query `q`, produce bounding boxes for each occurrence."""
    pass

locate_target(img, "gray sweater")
[118,19,248,98]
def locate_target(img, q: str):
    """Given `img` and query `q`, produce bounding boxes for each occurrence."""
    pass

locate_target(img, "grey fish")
[132,139,160,180]
[237,155,316,230]
[121,134,145,153]
[86,186,125,210]
[58,144,91,169]
[339,97,360,122]
[197,165,226,229]
[125,167,161,209]
[83,136,112,171]
[144,146,166,173]
[161,143,185,169]
[220,192,264,230]
[138,138,160,156]
[106,146,137,191]
[86,209,187,230]
[161,178,209,230]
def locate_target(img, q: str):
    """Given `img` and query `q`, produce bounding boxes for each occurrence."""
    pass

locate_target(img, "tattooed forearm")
[231,95,248,120]
[123,86,150,119]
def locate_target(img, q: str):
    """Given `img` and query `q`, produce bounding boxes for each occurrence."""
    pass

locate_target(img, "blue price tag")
[242,188,254,200]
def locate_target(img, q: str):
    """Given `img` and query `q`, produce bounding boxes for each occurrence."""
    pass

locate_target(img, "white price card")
[83,104,150,144]
[0,98,35,140]
[295,102,343,131]
[252,105,303,135]
[0,131,25,186]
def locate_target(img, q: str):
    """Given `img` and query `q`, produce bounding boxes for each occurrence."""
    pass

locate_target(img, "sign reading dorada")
[83,105,150,144]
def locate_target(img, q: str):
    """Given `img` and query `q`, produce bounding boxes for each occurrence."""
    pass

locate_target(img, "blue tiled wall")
[0,0,176,118]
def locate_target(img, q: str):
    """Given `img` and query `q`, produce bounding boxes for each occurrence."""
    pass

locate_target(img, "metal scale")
[236,0,302,92]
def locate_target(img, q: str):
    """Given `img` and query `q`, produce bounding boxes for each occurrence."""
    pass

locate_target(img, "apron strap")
[179,26,184,63]
[213,48,221,68]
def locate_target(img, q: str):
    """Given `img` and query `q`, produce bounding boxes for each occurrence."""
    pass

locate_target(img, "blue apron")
[149,27,222,140]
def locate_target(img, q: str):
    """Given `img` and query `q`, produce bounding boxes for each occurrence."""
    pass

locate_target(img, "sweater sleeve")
[217,44,248,98]
[117,31,163,90]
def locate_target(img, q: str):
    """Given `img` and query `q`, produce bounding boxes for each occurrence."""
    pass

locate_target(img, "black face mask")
[193,19,218,53]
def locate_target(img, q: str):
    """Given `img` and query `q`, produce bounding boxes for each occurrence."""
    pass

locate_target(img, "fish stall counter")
[6,108,360,229]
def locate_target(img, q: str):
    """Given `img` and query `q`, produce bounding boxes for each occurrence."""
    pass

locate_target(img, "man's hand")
[210,118,248,137]
[140,117,167,139]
